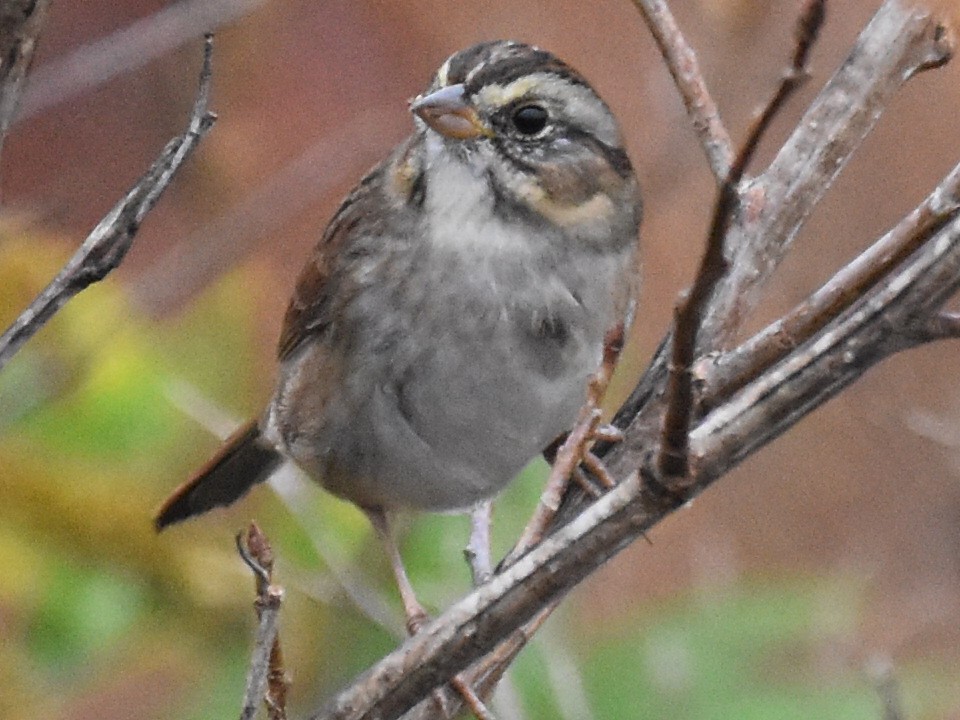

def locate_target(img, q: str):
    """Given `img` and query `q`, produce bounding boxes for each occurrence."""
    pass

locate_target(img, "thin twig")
[505,324,626,568]
[628,0,733,181]
[698,2,953,345]
[503,405,603,566]
[0,0,51,160]
[403,605,558,720]
[0,35,217,373]
[738,0,825,176]
[658,0,825,479]
[694,212,960,474]
[448,677,495,720]
[237,523,289,720]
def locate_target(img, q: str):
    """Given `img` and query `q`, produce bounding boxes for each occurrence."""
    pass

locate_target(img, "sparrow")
[156,40,641,633]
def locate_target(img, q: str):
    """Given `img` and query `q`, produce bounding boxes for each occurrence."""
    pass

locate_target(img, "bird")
[155,39,642,635]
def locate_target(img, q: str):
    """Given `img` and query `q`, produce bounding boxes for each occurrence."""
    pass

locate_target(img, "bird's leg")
[503,325,626,567]
[465,501,494,587]
[365,508,497,720]
[365,507,429,634]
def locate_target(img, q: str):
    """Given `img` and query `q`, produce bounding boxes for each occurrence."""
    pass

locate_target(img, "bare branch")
[658,0,825,478]
[0,36,216,373]
[237,523,289,720]
[402,606,557,720]
[0,0,51,159]
[628,0,733,181]
[700,0,953,348]
[705,158,960,400]
[465,502,494,587]
[632,1,952,474]
[505,404,603,565]
[691,212,960,478]
[738,0,825,176]
[505,324,626,566]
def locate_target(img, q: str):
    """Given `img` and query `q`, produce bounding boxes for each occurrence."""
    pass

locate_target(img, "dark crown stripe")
[440,40,589,96]
[466,53,588,95]
[443,40,507,85]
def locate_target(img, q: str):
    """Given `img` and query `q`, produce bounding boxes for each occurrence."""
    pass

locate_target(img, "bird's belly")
[316,306,600,512]
[405,330,592,495]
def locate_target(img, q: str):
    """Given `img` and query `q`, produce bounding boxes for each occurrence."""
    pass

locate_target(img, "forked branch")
[659,0,826,479]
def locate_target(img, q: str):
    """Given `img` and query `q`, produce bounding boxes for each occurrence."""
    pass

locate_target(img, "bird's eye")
[511,104,549,135]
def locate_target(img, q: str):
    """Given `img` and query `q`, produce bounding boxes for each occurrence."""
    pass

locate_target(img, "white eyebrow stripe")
[436,56,452,87]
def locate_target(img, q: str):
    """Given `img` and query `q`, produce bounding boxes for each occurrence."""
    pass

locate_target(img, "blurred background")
[1,1,960,718]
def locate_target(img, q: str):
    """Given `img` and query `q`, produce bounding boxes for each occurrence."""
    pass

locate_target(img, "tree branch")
[0,35,217,373]
[0,0,50,161]
[659,0,826,479]
[691,211,960,481]
[628,0,733,181]
[237,523,289,720]
[700,0,952,347]
[703,158,960,401]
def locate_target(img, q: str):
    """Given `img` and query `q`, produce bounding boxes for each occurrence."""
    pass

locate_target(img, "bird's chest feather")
[370,151,610,455]
[408,152,594,374]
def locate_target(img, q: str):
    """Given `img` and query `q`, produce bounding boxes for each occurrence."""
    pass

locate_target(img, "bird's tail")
[154,420,283,530]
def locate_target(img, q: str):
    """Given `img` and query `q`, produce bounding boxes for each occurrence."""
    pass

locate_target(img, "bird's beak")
[410,84,492,140]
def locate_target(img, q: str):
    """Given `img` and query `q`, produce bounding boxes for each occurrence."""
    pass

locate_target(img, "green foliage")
[28,561,146,675]
[562,580,958,720]
[182,640,253,720]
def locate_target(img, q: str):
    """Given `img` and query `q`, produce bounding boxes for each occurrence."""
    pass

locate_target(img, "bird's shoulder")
[277,135,427,361]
